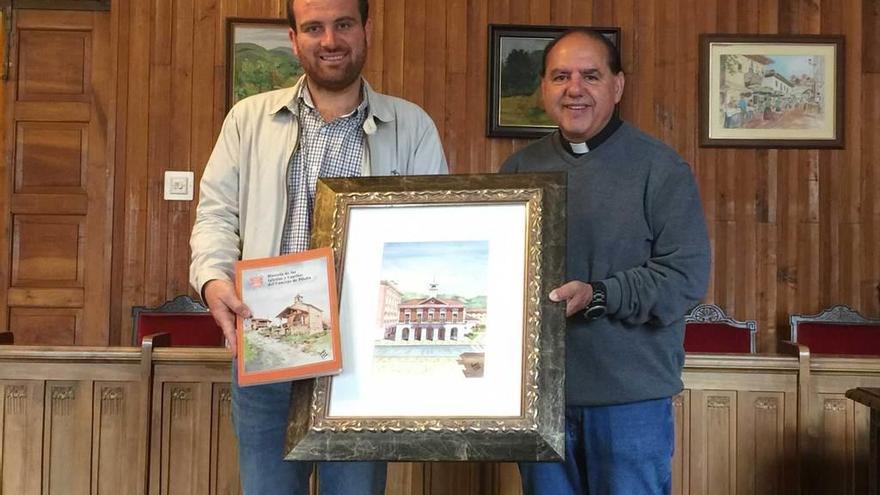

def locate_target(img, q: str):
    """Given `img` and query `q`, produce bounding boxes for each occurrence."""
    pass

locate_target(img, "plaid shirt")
[279,86,368,254]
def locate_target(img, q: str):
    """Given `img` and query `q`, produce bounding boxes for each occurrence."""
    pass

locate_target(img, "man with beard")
[189,0,447,493]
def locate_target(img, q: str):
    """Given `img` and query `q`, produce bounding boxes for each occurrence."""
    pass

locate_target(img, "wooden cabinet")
[3,347,880,494]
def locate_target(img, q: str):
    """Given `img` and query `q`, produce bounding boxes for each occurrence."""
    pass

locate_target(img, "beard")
[300,39,367,92]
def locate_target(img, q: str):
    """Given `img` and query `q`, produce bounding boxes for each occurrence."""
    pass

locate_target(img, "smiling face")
[540,33,625,143]
[289,0,370,93]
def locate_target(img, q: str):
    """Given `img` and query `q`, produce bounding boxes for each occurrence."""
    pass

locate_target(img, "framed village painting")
[226,18,303,111]
[700,34,844,148]
[487,24,620,138]
[285,173,567,462]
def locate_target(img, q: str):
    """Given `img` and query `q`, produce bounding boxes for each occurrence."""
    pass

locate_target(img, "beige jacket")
[189,77,448,293]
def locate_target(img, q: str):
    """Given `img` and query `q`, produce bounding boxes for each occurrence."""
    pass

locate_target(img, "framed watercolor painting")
[486,24,620,138]
[700,34,845,148]
[285,173,567,462]
[226,18,303,111]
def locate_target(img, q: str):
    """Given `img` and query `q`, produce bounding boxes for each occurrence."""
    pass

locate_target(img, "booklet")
[235,247,342,386]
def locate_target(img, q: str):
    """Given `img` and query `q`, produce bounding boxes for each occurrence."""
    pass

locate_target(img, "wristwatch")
[583,281,607,320]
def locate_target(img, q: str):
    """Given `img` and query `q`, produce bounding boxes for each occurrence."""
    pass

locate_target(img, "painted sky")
[235,25,292,51]
[380,240,488,298]
[764,55,825,81]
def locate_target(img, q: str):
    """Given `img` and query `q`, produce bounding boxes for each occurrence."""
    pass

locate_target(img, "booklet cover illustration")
[235,247,341,386]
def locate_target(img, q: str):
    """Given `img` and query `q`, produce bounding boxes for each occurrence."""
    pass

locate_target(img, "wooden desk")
[847,387,880,494]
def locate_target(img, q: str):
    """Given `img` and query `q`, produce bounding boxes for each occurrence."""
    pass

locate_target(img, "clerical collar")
[560,116,623,156]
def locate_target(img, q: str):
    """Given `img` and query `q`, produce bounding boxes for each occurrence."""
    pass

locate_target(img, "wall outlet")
[164,171,194,201]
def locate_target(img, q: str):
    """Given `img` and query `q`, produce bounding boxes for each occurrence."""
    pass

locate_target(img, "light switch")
[164,171,194,201]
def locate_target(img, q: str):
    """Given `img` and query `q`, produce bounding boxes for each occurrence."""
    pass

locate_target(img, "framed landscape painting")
[285,173,567,462]
[487,24,620,138]
[700,34,845,148]
[226,18,303,110]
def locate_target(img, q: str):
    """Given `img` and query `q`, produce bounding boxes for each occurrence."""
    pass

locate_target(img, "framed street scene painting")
[285,173,567,462]
[700,34,844,148]
[487,24,620,138]
[226,18,303,111]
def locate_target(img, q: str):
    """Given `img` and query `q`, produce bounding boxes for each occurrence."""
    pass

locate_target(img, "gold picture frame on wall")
[285,173,567,462]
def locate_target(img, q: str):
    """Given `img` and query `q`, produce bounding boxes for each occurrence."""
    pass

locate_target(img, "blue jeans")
[519,398,674,495]
[231,364,387,494]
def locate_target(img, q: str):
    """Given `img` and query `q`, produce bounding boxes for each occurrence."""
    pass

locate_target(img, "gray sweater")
[501,123,711,405]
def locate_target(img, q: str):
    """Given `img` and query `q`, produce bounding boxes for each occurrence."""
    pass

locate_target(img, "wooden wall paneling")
[442,0,466,172]
[3,9,114,345]
[1,380,45,495]
[471,0,489,175]
[401,0,425,107]
[166,1,193,302]
[423,463,489,495]
[807,360,880,495]
[118,0,152,344]
[734,153,759,325]
[530,0,550,23]
[682,361,799,495]
[84,8,115,345]
[506,0,527,23]
[108,0,128,346]
[0,1,9,334]
[689,389,737,494]
[777,150,797,336]
[165,0,195,301]
[485,0,511,175]
[362,0,383,89]
[145,0,173,308]
[566,0,591,26]
[592,0,613,25]
[93,380,142,495]
[381,0,404,97]
[150,360,234,495]
[631,0,655,137]
[422,0,445,140]
[676,0,698,166]
[191,0,218,240]
[0,354,145,495]
[735,391,791,494]
[386,462,426,495]
[864,74,880,316]
[672,391,691,495]
[43,380,93,494]
[654,0,676,149]
[9,307,81,345]
[493,463,522,495]
[214,0,238,133]
[548,0,571,24]
[209,383,239,494]
[865,0,880,72]
[758,222,780,352]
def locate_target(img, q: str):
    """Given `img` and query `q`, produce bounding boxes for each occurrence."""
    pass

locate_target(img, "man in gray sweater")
[500,29,711,495]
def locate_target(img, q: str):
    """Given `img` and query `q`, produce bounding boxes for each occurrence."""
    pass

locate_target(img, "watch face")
[584,304,607,320]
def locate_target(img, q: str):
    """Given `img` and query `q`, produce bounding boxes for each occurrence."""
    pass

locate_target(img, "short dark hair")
[540,28,622,77]
[287,0,370,31]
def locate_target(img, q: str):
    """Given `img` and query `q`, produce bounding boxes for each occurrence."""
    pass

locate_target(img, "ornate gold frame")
[285,173,567,461]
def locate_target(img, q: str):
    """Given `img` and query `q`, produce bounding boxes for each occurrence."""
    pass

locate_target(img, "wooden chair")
[131,295,225,347]
[790,305,880,356]
[684,303,757,353]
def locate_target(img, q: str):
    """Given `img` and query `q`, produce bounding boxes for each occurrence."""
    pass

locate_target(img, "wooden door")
[0,7,114,345]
